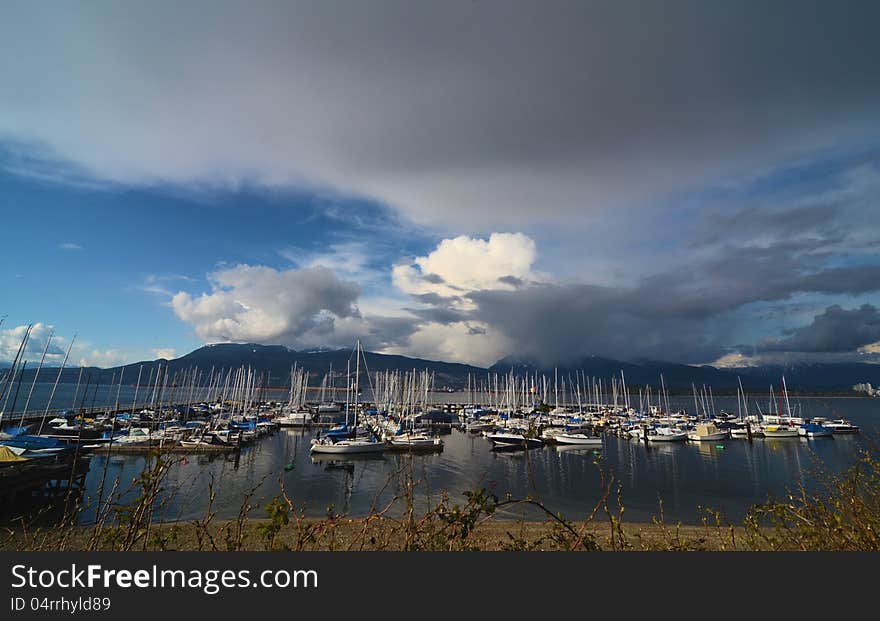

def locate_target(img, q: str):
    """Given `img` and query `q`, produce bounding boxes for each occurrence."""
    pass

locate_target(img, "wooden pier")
[97,443,238,455]
[0,455,90,513]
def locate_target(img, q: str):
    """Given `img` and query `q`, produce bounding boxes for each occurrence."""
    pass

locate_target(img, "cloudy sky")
[1,1,879,369]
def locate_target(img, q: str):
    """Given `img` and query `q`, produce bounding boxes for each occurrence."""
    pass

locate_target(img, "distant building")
[853,383,879,397]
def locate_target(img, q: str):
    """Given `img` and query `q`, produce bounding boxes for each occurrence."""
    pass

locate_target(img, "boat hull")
[277,415,312,427]
[687,431,729,441]
[762,428,799,438]
[486,433,543,449]
[555,434,602,446]
[310,440,387,454]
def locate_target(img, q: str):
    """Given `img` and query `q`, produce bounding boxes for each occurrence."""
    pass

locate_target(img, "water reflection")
[25,396,869,526]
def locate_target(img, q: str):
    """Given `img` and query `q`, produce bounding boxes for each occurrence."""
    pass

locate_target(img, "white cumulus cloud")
[171,264,361,345]
[392,233,538,303]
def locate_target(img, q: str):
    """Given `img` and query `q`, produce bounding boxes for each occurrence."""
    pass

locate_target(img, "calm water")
[44,394,876,526]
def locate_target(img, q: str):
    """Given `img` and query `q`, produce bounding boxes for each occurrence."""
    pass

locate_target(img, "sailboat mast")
[354,339,361,428]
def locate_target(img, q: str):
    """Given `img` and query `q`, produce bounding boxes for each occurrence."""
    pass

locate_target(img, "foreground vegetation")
[3,449,879,551]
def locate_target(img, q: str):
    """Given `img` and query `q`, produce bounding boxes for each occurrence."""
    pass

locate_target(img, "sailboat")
[388,429,444,449]
[386,409,443,450]
[760,379,799,438]
[310,340,386,455]
[277,367,313,426]
[728,378,752,438]
[686,384,729,441]
[646,426,688,442]
[554,432,602,446]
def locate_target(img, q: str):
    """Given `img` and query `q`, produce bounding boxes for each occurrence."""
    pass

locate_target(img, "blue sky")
[0,167,439,364]
[1,2,879,368]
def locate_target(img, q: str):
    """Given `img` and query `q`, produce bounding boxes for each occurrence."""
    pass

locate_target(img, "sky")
[1,1,879,369]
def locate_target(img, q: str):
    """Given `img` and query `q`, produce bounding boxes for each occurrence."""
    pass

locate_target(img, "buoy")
[715,445,725,449]
[284,462,295,471]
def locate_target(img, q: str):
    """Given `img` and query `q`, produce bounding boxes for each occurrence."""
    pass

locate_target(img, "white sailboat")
[761,378,799,438]
[388,431,443,448]
[277,409,312,426]
[310,340,386,455]
[554,432,602,446]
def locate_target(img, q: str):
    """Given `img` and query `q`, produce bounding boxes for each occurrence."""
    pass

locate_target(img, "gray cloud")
[698,203,844,247]
[497,276,524,287]
[470,283,728,365]
[5,3,879,367]
[759,304,880,353]
[465,253,880,365]
[1,2,879,230]
[360,316,419,350]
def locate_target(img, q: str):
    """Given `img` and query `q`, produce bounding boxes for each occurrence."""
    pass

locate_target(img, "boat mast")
[354,339,361,429]
[21,328,53,423]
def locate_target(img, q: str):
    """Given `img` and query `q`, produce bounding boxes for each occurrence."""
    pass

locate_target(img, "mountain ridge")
[4,343,880,394]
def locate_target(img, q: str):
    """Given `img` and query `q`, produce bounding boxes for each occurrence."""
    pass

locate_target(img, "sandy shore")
[2,516,751,551]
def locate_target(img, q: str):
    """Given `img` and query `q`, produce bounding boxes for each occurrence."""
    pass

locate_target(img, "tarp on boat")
[324,424,350,437]
[1,435,66,451]
[1,426,29,437]
[0,445,28,463]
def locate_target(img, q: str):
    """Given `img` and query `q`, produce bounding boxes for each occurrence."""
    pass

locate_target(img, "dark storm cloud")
[759,304,880,353]
[470,283,728,365]
[698,203,845,247]
[466,256,880,365]
[2,1,879,227]
[797,266,880,295]
[620,241,880,320]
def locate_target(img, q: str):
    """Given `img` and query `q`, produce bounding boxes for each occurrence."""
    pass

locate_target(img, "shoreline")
[1,517,749,551]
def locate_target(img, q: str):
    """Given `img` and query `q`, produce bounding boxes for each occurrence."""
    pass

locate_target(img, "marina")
[62,399,873,526]
[0,330,876,527]
[1,378,874,527]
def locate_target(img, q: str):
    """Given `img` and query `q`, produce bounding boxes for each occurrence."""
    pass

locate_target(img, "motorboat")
[466,420,495,432]
[485,430,543,449]
[823,418,860,434]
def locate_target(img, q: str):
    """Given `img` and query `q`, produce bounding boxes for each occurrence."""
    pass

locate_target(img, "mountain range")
[4,343,880,394]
